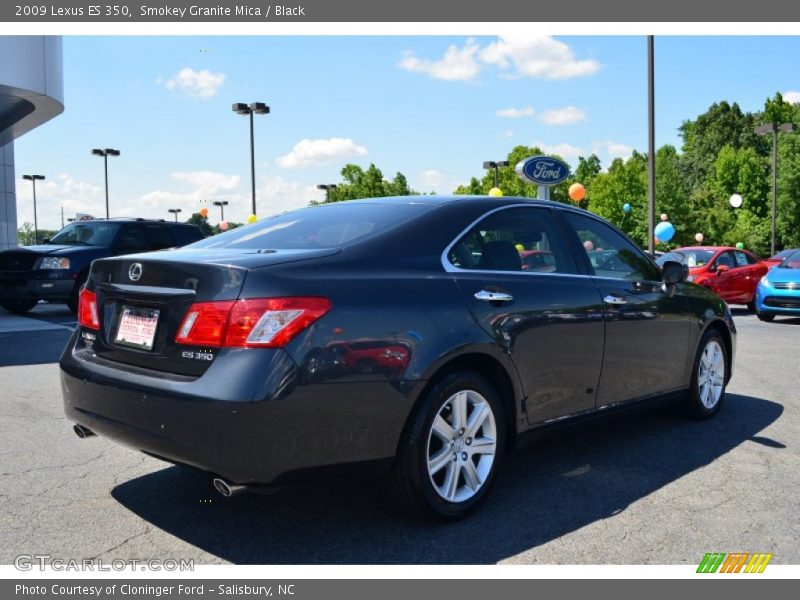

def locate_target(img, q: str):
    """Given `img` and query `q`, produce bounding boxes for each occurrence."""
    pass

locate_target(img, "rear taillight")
[78,287,100,330]
[175,297,331,348]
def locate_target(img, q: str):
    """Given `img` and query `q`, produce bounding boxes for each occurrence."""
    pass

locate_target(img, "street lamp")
[213,200,229,221]
[91,148,120,219]
[232,102,270,217]
[316,184,338,203]
[482,160,510,189]
[755,121,796,256]
[168,208,182,222]
[22,175,45,245]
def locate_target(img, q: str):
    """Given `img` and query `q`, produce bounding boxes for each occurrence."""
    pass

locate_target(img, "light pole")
[482,160,509,189]
[647,35,656,255]
[232,102,270,217]
[22,175,45,245]
[168,208,182,222]
[213,200,229,221]
[316,184,338,203]
[755,121,796,257]
[91,148,120,219]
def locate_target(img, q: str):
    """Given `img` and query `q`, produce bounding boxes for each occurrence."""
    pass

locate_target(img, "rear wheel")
[746,299,756,313]
[389,371,505,520]
[0,299,37,315]
[756,311,775,322]
[67,272,88,314]
[686,330,727,419]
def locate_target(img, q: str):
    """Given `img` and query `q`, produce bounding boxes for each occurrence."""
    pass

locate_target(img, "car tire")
[756,311,775,322]
[389,371,505,520]
[746,299,756,313]
[0,299,38,315]
[67,272,88,314]
[686,329,728,419]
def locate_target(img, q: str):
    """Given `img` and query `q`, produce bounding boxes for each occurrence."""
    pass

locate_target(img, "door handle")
[474,290,514,302]
[603,294,627,306]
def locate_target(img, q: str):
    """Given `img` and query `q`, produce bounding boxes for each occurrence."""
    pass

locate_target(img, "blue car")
[755,248,800,321]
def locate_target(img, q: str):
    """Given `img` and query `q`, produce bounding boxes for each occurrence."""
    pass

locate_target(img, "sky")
[13,35,800,229]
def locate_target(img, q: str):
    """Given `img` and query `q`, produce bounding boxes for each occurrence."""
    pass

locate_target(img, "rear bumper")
[60,329,414,484]
[0,271,75,300]
[755,284,800,315]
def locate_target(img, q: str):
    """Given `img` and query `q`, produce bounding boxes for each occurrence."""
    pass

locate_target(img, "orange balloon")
[199,207,209,218]
[569,183,586,202]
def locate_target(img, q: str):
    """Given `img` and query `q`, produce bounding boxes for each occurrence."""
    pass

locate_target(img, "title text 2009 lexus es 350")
[61,196,736,519]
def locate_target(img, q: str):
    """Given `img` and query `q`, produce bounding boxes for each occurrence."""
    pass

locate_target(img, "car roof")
[69,218,194,225]
[341,195,564,209]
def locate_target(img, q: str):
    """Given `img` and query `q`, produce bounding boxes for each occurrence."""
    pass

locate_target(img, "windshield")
[188,203,432,250]
[657,249,715,268]
[778,249,800,269]
[49,221,121,246]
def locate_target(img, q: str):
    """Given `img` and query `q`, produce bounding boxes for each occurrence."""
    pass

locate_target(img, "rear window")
[171,224,205,246]
[188,203,431,250]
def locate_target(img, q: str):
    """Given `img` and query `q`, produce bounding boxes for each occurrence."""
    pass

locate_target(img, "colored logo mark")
[697,552,773,573]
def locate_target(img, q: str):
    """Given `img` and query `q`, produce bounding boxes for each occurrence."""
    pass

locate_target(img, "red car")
[658,246,768,309]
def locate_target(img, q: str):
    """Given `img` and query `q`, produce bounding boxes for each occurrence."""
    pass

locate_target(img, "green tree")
[185,212,214,237]
[776,133,800,252]
[654,145,692,246]
[322,163,417,203]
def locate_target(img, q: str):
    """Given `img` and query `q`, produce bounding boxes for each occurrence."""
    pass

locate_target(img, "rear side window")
[564,212,659,281]
[188,203,432,250]
[734,251,751,268]
[447,207,577,274]
[144,224,175,250]
[171,225,204,246]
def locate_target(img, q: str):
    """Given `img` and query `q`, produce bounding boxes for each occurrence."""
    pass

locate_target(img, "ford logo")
[515,155,571,186]
[128,263,143,282]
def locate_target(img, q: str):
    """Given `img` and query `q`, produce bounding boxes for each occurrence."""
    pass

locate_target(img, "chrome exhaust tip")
[73,424,95,439]
[212,477,247,498]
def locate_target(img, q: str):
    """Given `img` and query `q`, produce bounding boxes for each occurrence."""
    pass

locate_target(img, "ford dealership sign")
[515,155,571,186]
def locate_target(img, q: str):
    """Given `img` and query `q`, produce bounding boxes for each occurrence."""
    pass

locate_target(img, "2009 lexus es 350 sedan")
[61,196,736,519]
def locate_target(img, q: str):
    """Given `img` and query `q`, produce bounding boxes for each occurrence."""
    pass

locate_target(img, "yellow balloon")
[515,243,525,252]
[488,187,503,197]
[247,214,257,224]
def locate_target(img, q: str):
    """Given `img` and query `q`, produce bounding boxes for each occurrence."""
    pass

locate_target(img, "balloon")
[583,240,594,251]
[219,221,229,231]
[247,214,257,224]
[622,203,632,213]
[730,193,743,208]
[660,213,668,221]
[654,237,661,245]
[654,221,676,242]
[568,183,586,202]
[695,232,704,243]
[515,243,525,252]
[199,207,209,218]
[488,187,503,197]
[736,242,745,249]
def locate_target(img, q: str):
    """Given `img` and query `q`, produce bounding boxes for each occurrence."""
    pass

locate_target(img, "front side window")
[447,207,577,274]
[564,212,660,281]
[49,222,121,246]
[714,251,736,270]
[734,251,751,268]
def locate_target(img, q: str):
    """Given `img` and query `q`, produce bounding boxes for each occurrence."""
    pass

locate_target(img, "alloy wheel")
[697,339,725,409]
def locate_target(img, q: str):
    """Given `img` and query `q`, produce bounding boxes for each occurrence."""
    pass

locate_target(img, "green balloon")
[736,242,745,249]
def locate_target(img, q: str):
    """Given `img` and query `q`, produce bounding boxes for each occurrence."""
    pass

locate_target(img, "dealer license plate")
[115,306,160,351]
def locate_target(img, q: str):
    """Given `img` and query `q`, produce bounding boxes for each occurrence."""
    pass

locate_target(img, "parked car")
[762,248,799,269]
[657,246,767,310]
[61,196,735,519]
[0,219,204,314]
[754,248,800,321]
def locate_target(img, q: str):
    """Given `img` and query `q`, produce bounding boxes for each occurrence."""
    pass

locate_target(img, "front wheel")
[0,299,38,315]
[756,311,775,322]
[389,371,505,520]
[686,330,727,419]
[746,299,756,313]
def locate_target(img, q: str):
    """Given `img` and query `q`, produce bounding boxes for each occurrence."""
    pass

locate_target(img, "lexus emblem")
[128,263,143,282]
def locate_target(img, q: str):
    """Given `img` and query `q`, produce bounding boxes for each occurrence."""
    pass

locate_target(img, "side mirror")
[661,260,688,285]
[716,264,731,275]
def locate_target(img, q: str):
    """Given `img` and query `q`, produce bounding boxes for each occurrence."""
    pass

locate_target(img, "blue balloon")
[654,221,676,242]
[622,203,632,213]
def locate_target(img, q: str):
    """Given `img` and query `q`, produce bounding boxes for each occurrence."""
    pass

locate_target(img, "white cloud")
[538,106,587,126]
[499,129,515,139]
[415,169,461,194]
[169,171,240,195]
[496,106,535,119]
[784,90,800,104]
[162,67,226,99]
[16,174,107,228]
[532,141,585,160]
[420,169,445,188]
[398,39,482,81]
[592,140,634,161]
[276,138,367,169]
[480,35,601,80]
[256,176,319,216]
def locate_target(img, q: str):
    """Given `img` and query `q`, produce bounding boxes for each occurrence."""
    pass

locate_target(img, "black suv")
[0,219,204,314]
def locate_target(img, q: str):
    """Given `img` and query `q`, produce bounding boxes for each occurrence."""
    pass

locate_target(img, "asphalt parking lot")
[0,302,797,565]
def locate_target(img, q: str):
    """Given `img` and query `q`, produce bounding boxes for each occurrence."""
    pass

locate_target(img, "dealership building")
[0,36,64,250]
